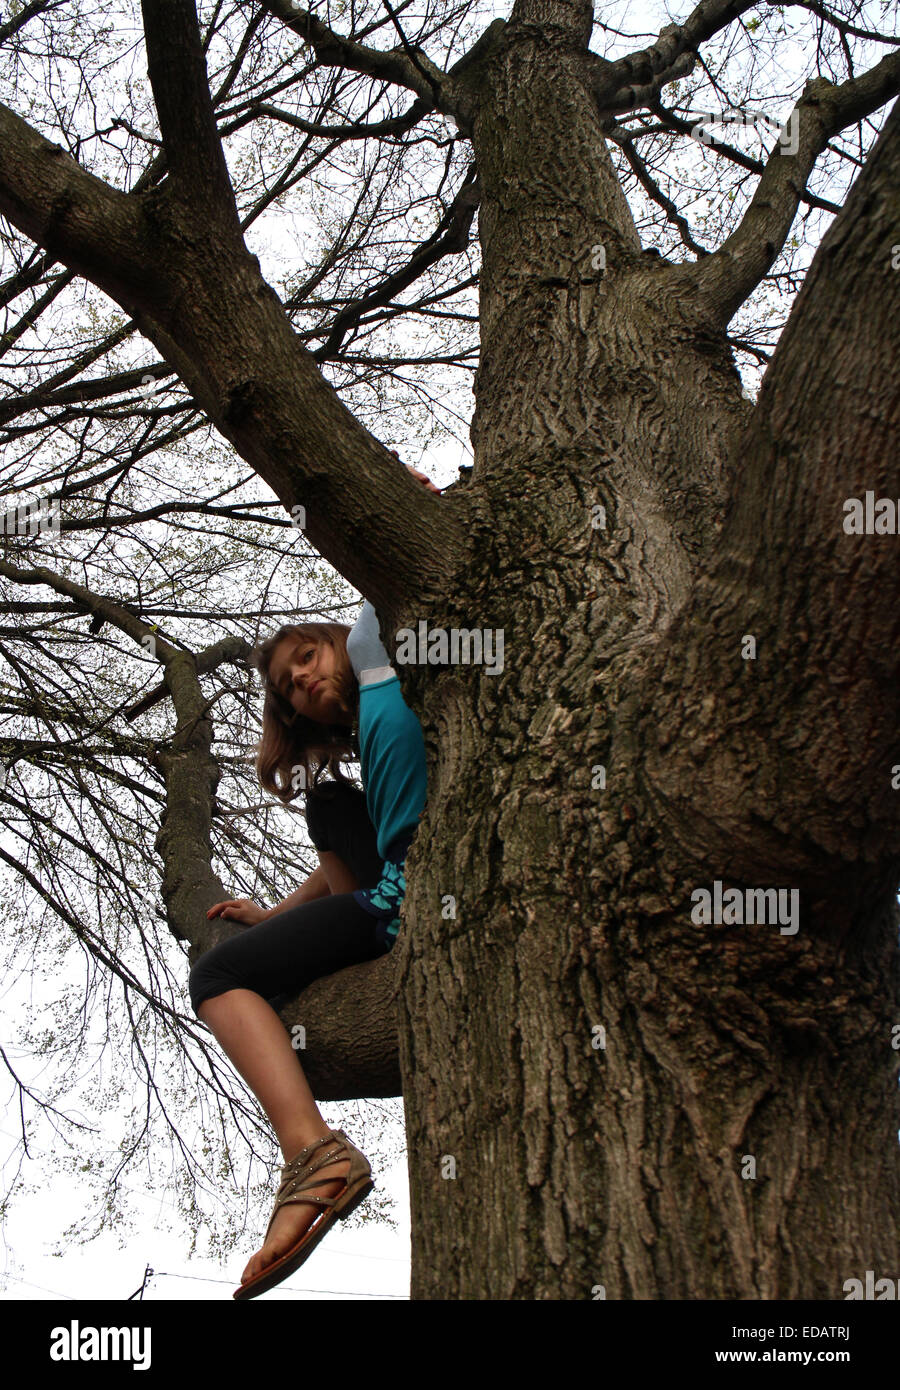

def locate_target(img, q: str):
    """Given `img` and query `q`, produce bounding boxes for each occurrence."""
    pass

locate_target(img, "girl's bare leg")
[198,987,350,1284]
[199,849,367,1284]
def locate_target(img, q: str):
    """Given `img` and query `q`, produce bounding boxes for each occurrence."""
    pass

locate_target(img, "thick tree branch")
[278,955,404,1099]
[139,0,245,229]
[589,1,758,114]
[692,55,900,324]
[0,5,478,617]
[0,90,467,615]
[0,102,154,305]
[636,96,900,902]
[123,634,253,723]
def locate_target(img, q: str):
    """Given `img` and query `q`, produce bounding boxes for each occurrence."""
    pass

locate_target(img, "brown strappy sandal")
[233,1128,374,1300]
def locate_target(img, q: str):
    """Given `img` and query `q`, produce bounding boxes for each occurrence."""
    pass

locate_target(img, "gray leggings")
[188,782,391,1015]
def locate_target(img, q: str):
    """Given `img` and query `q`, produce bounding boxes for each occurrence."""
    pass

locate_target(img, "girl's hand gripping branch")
[391,449,441,494]
[207,898,269,926]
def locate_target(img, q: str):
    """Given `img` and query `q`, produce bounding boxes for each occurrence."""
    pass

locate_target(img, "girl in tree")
[189,462,440,1300]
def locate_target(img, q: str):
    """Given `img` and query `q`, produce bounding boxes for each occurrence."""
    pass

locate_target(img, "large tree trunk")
[394,4,900,1298]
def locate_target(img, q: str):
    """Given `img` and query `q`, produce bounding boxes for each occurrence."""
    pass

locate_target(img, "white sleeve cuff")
[359,665,396,686]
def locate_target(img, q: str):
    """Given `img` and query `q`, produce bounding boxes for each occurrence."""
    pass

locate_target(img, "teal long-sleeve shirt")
[345,600,427,861]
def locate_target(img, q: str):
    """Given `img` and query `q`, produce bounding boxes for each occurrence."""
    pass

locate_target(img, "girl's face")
[268,634,352,726]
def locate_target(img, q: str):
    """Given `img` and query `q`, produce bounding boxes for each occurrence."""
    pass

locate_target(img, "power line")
[0,1270,77,1300]
[151,1270,406,1298]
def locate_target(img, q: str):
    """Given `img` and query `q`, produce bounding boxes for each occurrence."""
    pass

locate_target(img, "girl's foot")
[240,1146,350,1286]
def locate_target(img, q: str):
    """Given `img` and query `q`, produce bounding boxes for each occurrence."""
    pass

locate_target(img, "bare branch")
[692,54,900,323]
[613,134,710,258]
[0,557,181,661]
[255,0,445,102]
[0,843,195,1028]
[0,0,65,47]
[251,96,432,140]
[314,163,480,360]
[773,0,900,47]
[636,98,842,216]
[123,634,253,723]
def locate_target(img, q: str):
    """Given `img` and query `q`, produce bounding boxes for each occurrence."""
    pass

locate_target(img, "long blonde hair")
[249,621,360,803]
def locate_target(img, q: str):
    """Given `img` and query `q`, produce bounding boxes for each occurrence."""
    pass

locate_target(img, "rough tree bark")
[1,0,898,1296]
